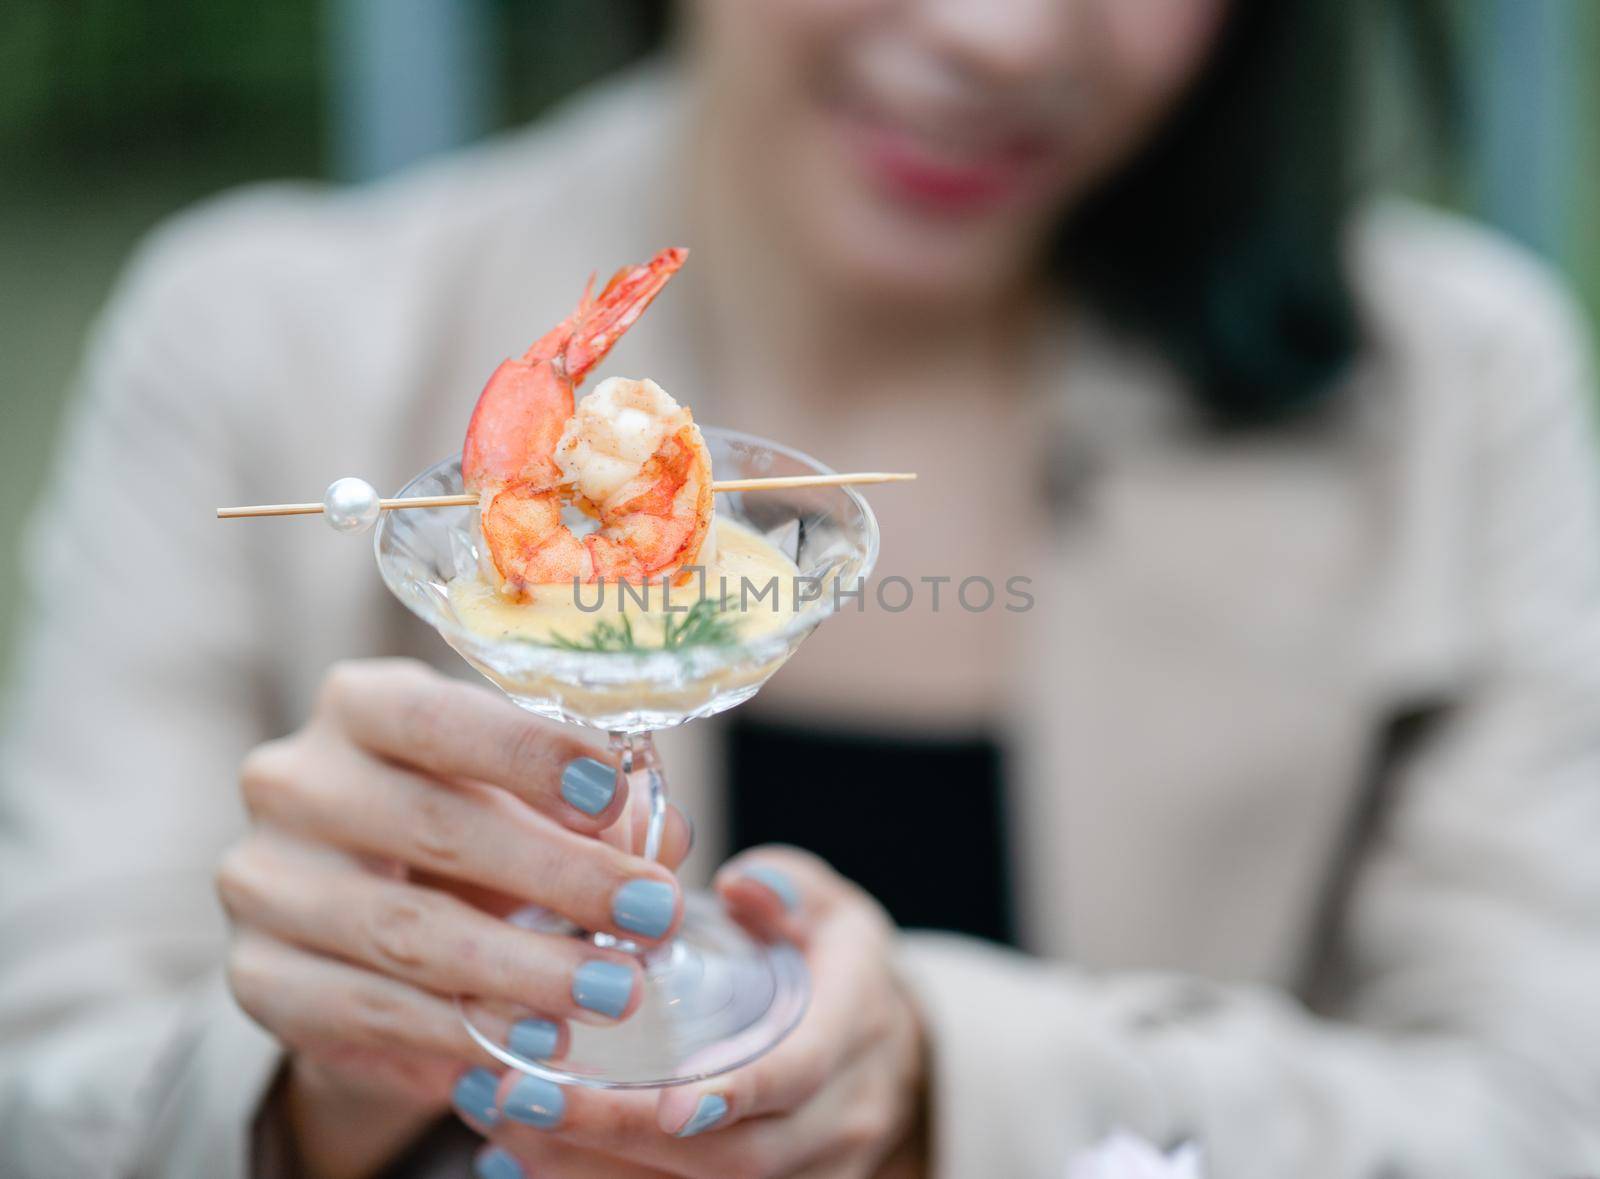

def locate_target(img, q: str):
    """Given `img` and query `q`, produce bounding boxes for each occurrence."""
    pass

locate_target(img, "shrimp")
[554,376,714,583]
[461,248,713,596]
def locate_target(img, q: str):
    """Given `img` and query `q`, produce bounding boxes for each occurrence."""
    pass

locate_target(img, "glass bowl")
[376,429,880,733]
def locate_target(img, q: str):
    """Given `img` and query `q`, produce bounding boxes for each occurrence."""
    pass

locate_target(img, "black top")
[724,715,1017,947]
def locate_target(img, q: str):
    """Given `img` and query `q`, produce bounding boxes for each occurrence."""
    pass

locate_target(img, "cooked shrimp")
[555,376,714,583]
[461,248,714,596]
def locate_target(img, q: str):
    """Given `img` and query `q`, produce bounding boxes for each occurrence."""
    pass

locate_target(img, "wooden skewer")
[708,472,915,493]
[216,472,915,520]
[217,495,474,519]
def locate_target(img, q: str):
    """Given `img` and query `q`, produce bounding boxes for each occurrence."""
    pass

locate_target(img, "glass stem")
[610,730,668,863]
[604,731,679,970]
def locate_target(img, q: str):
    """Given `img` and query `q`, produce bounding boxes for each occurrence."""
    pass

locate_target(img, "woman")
[3,1,1599,1177]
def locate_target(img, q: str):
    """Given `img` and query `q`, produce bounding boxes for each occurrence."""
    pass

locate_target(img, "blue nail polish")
[612,879,676,938]
[561,757,616,816]
[508,1017,560,1061]
[572,959,634,1018]
[676,1093,728,1137]
[453,1068,501,1127]
[504,1074,565,1128]
[742,865,800,912]
[474,1146,524,1179]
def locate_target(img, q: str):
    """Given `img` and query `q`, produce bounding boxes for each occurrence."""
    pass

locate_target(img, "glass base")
[459,891,808,1089]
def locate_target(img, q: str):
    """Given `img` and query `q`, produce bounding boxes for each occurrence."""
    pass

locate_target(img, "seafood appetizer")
[214,246,889,710]
[463,248,715,597]
[451,248,800,651]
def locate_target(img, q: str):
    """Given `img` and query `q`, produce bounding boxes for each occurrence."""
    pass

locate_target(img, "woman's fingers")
[464,953,905,1178]
[465,853,897,1173]
[654,915,875,1136]
[218,836,646,1025]
[715,845,866,949]
[314,659,627,832]
[472,1139,672,1179]
[605,784,695,871]
[472,1078,714,1173]
[464,1074,700,1165]
[655,850,886,1136]
[477,1062,860,1179]
[290,1041,467,1113]
[655,802,695,871]
[226,930,501,1079]
[240,739,683,945]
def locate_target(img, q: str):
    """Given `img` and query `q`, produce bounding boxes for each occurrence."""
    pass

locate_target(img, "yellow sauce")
[448,517,802,649]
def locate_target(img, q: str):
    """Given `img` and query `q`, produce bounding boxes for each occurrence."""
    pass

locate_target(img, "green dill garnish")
[661,597,739,649]
[549,612,637,652]
[547,597,738,652]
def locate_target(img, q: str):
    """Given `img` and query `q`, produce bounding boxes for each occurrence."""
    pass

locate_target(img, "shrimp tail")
[463,248,687,492]
[560,247,687,379]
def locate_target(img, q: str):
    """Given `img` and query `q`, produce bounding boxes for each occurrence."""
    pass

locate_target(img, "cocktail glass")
[374,428,879,1088]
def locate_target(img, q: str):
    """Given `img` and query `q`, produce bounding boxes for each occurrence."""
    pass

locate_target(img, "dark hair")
[1057,0,1456,427]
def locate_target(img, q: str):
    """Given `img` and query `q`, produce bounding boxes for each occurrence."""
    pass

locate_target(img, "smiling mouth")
[828,90,1064,217]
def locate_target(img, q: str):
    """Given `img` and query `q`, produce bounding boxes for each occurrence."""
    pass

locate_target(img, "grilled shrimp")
[461,248,713,596]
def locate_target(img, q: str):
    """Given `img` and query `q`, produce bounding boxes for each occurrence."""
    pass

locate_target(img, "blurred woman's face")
[690,0,1228,308]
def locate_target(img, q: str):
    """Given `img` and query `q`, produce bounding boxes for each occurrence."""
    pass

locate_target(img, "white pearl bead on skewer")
[322,477,382,534]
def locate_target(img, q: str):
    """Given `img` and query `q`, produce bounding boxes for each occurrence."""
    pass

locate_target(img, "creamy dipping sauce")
[448,517,802,649]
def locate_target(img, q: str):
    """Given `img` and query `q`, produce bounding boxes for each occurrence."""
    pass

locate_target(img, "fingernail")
[675,1093,729,1138]
[474,1147,524,1179]
[612,879,676,939]
[742,864,800,912]
[683,811,696,857]
[504,1074,565,1129]
[508,1017,560,1061]
[561,756,616,816]
[453,1068,501,1127]
[572,959,634,1018]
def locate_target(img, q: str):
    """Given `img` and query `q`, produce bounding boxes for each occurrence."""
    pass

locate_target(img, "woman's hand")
[217,658,691,1179]
[464,848,928,1179]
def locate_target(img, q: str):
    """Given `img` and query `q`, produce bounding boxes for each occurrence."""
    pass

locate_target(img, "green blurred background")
[1,1,1597,663]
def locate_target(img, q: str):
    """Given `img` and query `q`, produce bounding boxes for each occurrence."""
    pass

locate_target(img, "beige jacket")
[4,69,1600,1178]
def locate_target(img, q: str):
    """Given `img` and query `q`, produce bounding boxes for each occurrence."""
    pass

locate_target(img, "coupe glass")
[374,428,879,1088]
